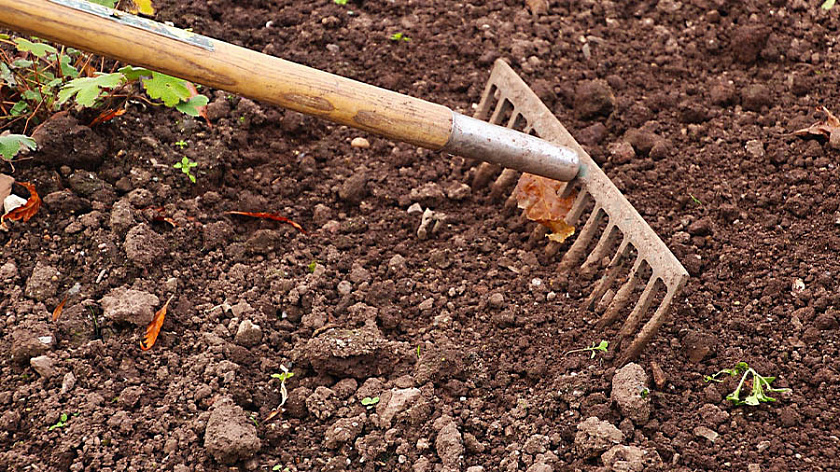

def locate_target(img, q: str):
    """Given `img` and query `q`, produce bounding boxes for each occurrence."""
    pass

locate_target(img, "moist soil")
[2,0,840,471]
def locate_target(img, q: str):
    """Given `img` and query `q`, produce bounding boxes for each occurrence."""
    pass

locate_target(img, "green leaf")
[118,65,153,81]
[361,396,380,406]
[89,0,118,7]
[11,59,33,69]
[14,38,57,58]
[58,73,124,107]
[22,89,42,102]
[0,134,37,161]
[334,0,348,4]
[143,72,191,107]
[0,63,15,86]
[9,101,28,117]
[175,94,209,116]
[59,55,80,78]
[822,0,836,10]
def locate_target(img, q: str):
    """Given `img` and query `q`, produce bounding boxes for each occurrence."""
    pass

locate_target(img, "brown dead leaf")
[140,294,173,351]
[89,108,127,127]
[226,211,306,234]
[794,107,840,138]
[2,181,41,222]
[513,173,577,243]
[52,295,69,322]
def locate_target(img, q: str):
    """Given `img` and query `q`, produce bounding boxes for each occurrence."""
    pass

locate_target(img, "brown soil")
[2,0,840,471]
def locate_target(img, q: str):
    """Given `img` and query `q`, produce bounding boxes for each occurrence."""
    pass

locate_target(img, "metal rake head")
[471,60,689,364]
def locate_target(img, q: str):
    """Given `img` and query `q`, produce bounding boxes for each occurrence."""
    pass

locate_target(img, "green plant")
[48,413,70,431]
[334,0,348,4]
[0,134,36,162]
[640,387,650,399]
[566,340,609,358]
[416,344,421,359]
[688,194,702,206]
[173,156,198,183]
[271,365,294,407]
[390,32,411,42]
[704,362,791,406]
[249,413,259,428]
[822,0,835,10]
[307,260,319,273]
[174,140,188,149]
[361,396,380,409]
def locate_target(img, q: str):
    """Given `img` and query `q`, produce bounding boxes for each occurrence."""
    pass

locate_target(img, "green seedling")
[704,362,791,406]
[0,134,36,161]
[271,365,294,407]
[390,32,411,42]
[307,260,319,273]
[361,396,380,409]
[566,340,609,358]
[48,413,70,431]
[689,194,702,206]
[416,344,421,359]
[822,0,835,10]
[334,0,348,4]
[173,156,198,183]
[174,140,188,149]
[640,387,650,399]
[249,413,259,428]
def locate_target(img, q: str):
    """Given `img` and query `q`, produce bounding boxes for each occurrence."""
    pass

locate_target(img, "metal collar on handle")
[442,112,581,182]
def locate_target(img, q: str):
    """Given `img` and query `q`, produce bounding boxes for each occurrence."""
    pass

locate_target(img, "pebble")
[407,203,423,214]
[337,280,353,295]
[351,137,370,148]
[99,287,160,326]
[234,320,263,348]
[574,80,616,119]
[488,293,505,308]
[745,140,765,159]
[830,129,840,150]
[30,355,57,378]
[61,372,77,393]
[693,425,719,443]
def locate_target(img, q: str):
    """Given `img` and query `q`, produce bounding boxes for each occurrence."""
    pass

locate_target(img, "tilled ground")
[2,0,840,471]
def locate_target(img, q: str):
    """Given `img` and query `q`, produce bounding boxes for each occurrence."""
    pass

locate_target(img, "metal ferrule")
[442,112,581,182]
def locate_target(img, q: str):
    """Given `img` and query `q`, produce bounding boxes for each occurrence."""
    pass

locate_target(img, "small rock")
[488,292,505,308]
[575,80,616,119]
[204,397,261,465]
[601,445,662,472]
[417,208,444,240]
[100,287,160,326]
[609,141,636,164]
[377,387,421,426]
[0,261,17,281]
[687,217,713,237]
[444,182,471,201]
[573,417,624,459]
[110,199,135,237]
[681,329,716,362]
[30,355,57,378]
[693,425,719,443]
[339,173,368,205]
[11,328,53,364]
[351,137,370,148]
[611,363,651,424]
[234,320,263,347]
[747,464,761,472]
[830,129,840,151]
[650,361,667,388]
[730,25,769,65]
[710,80,736,106]
[741,84,772,112]
[407,203,423,214]
[526,0,549,15]
[745,140,765,159]
[24,261,59,302]
[624,129,660,156]
[124,223,166,266]
[698,403,729,427]
[61,372,76,393]
[409,182,446,207]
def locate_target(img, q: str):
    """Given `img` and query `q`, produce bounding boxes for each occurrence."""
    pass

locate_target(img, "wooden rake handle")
[0,0,580,181]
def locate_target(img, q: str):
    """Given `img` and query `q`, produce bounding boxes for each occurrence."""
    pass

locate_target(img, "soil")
[2,0,840,471]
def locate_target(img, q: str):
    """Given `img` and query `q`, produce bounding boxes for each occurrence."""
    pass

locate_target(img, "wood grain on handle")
[0,0,454,149]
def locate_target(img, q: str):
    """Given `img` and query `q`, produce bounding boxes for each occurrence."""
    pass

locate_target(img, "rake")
[0,0,688,363]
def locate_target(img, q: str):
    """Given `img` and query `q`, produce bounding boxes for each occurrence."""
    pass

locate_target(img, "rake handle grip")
[0,0,580,181]
[0,0,454,149]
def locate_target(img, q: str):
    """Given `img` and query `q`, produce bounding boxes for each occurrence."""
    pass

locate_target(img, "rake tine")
[558,206,602,272]
[586,238,630,315]
[580,224,618,274]
[619,287,679,364]
[489,98,512,125]
[598,257,642,327]
[491,167,520,199]
[617,275,660,340]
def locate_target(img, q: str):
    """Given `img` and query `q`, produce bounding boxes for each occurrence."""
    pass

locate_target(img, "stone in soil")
[741,84,773,112]
[601,444,662,472]
[611,363,651,424]
[11,326,53,365]
[123,223,166,266]
[99,287,160,326]
[681,329,717,362]
[624,128,660,156]
[109,198,135,237]
[306,386,339,420]
[204,397,261,465]
[42,190,91,215]
[324,414,366,449]
[573,417,624,459]
[234,319,263,347]
[376,387,421,427]
[609,141,636,165]
[433,416,464,471]
[29,355,57,378]
[730,25,770,64]
[294,320,410,379]
[338,172,368,205]
[24,261,59,302]
[574,79,615,119]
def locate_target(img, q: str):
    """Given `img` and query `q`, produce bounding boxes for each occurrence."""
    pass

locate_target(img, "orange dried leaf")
[140,294,173,351]
[52,295,68,322]
[89,108,126,127]
[513,173,577,243]
[226,211,306,234]
[2,181,41,222]
[128,0,155,15]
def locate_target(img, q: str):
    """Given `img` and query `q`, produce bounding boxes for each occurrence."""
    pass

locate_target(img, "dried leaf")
[2,182,41,222]
[513,173,577,243]
[52,295,68,322]
[140,294,173,351]
[89,107,126,127]
[794,107,840,138]
[128,0,155,16]
[226,211,306,234]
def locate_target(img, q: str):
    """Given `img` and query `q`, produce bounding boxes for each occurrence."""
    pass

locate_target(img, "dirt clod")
[601,444,662,472]
[29,355,57,378]
[573,417,624,459]
[31,113,107,169]
[434,416,464,471]
[100,287,160,326]
[24,261,59,302]
[611,363,651,424]
[234,319,263,347]
[204,397,261,465]
[574,80,615,120]
[124,223,166,266]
